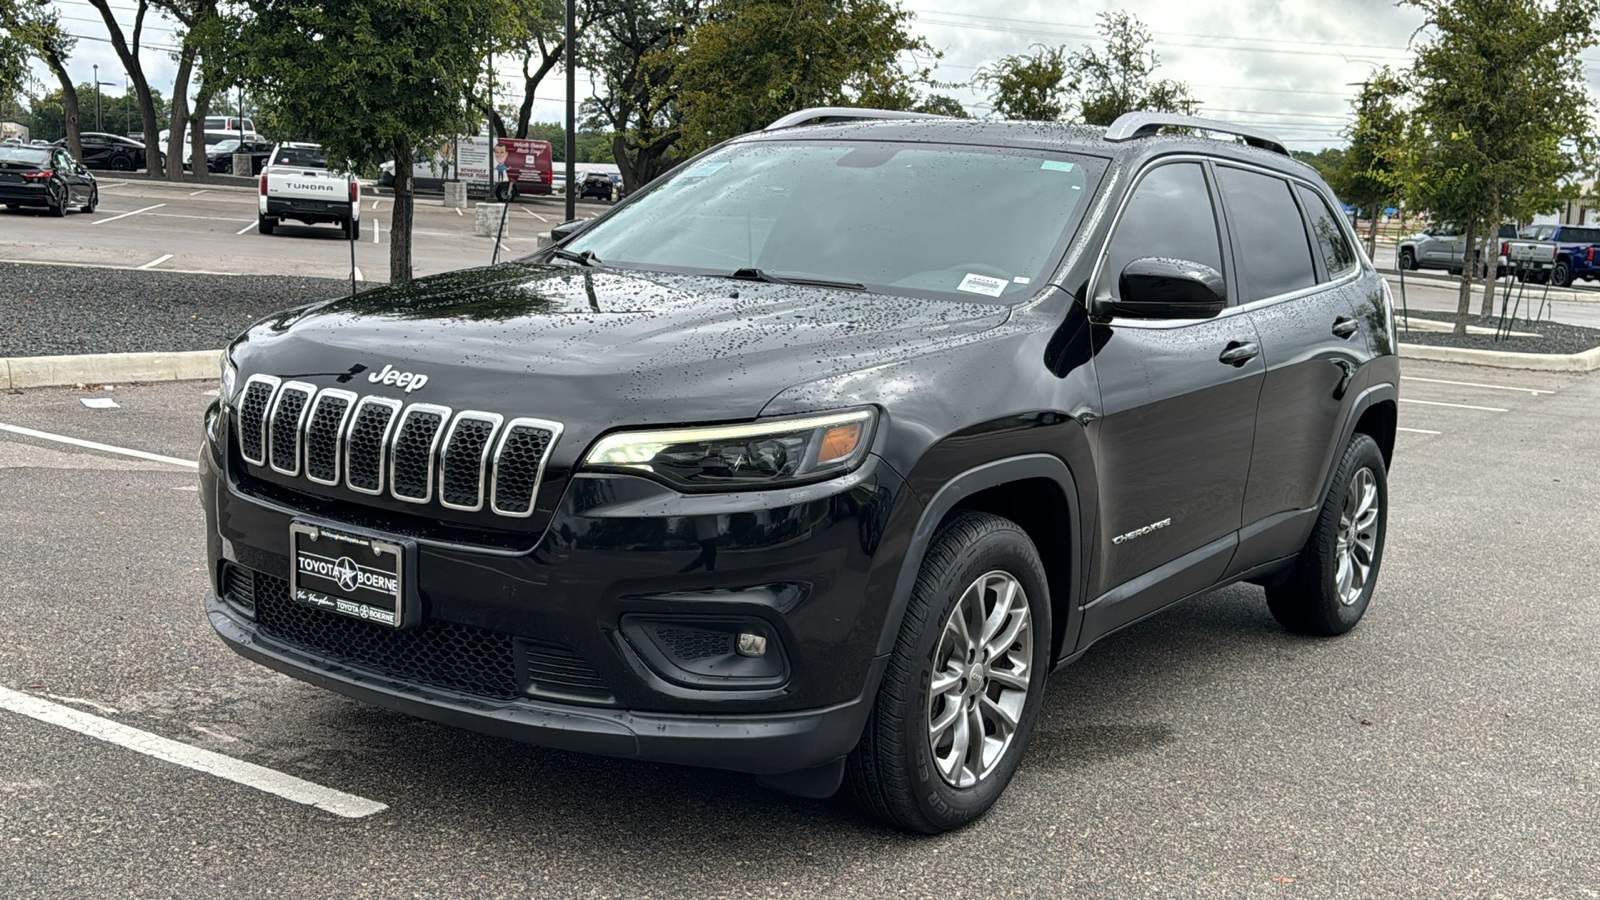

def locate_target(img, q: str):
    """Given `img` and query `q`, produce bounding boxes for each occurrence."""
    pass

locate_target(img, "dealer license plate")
[289,521,411,628]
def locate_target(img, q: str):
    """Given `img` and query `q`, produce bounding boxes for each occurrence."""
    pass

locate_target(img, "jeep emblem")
[367,363,429,393]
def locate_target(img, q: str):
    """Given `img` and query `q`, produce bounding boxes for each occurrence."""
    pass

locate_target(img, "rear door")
[1214,166,1369,572]
[1083,159,1265,639]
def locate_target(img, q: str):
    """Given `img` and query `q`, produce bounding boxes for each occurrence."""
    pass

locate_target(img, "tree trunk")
[1366,214,1379,258]
[41,51,83,162]
[190,82,218,183]
[1480,199,1502,317]
[611,133,638,192]
[389,136,415,284]
[1453,217,1478,334]
[167,42,197,183]
[514,45,563,140]
[87,0,163,176]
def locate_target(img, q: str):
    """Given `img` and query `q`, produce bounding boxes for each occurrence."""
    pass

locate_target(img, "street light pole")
[94,64,102,132]
[564,0,575,222]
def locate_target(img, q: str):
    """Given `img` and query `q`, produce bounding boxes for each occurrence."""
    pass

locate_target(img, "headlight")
[220,353,239,402]
[583,408,878,491]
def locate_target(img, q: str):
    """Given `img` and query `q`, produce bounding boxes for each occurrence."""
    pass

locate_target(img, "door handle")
[1332,316,1360,339]
[1218,341,1260,366]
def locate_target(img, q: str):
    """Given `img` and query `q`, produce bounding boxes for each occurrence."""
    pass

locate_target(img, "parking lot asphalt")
[0,179,602,283]
[1,360,1597,898]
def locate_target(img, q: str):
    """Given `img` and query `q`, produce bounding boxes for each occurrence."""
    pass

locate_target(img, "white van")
[159,116,262,167]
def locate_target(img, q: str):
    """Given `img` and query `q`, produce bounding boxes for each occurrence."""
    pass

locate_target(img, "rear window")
[273,146,327,168]
[1295,184,1357,278]
[1562,226,1600,243]
[1216,166,1317,302]
[0,146,49,166]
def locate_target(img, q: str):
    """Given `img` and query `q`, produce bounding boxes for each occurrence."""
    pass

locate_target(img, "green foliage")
[524,122,615,163]
[1329,68,1405,216]
[580,0,700,187]
[1292,147,1348,182]
[912,94,968,118]
[27,86,170,139]
[974,44,1069,122]
[1066,12,1197,126]
[670,0,937,154]
[1399,0,1600,325]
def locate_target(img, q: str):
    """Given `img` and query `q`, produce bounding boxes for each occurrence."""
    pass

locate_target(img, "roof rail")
[764,107,948,131]
[1103,112,1290,157]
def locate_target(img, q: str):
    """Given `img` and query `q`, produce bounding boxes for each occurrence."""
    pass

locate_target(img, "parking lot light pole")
[94,65,102,132]
[564,0,575,222]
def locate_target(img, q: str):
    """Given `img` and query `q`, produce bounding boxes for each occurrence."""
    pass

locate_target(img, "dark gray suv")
[202,109,1398,834]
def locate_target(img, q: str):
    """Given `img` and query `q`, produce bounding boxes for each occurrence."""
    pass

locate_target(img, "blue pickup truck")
[1503,223,1600,286]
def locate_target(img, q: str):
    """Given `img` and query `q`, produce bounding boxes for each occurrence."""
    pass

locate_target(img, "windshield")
[213,139,240,153]
[557,140,1106,302]
[272,146,327,168]
[0,146,49,166]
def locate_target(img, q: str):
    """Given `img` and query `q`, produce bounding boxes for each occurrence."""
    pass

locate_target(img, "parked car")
[162,115,263,167]
[207,138,274,175]
[257,141,360,238]
[577,171,622,201]
[52,131,149,171]
[203,110,1397,834]
[0,144,97,216]
[1397,222,1515,275]
[1500,223,1600,286]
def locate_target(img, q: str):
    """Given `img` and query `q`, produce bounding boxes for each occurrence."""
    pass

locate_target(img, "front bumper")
[200,419,918,774]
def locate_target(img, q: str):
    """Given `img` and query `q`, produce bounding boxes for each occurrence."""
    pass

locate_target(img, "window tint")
[1217,166,1317,301]
[1563,226,1600,243]
[1295,184,1357,278]
[1102,162,1224,300]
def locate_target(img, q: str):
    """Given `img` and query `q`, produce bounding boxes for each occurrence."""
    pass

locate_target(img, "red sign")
[493,138,553,188]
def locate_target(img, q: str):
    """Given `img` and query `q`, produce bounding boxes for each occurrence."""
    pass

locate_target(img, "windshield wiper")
[726,267,866,291]
[550,248,602,267]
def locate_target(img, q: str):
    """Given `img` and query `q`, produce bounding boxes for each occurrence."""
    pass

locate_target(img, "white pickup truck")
[258,142,360,239]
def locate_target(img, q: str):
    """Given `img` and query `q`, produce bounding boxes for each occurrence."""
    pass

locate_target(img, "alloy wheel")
[1335,467,1380,606]
[926,570,1033,788]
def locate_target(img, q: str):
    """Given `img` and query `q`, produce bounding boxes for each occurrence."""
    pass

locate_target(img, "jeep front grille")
[235,378,561,519]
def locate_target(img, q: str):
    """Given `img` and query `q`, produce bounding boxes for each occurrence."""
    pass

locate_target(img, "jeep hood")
[232,263,1009,439]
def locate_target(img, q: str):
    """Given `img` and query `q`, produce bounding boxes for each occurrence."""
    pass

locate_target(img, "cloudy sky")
[26,0,1580,150]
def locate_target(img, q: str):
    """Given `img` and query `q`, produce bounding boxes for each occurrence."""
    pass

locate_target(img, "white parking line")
[371,199,380,211]
[136,254,173,270]
[372,220,379,243]
[353,266,363,282]
[525,211,548,222]
[96,181,128,189]
[189,189,210,196]
[89,203,166,225]
[235,221,257,235]
[1398,427,1443,435]
[0,422,199,469]
[454,207,462,216]
[1403,376,1555,396]
[0,687,387,819]
[1399,398,1509,413]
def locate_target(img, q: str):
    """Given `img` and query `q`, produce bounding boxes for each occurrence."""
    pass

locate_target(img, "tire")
[847,511,1051,834]
[46,186,66,218]
[109,155,133,172]
[348,217,361,240]
[81,188,97,213]
[1265,434,1388,636]
[257,214,275,235]
[1551,261,1572,288]
[1398,248,1417,271]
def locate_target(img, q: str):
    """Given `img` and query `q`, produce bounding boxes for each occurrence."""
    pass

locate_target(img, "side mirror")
[1098,257,1227,320]
[549,217,593,244]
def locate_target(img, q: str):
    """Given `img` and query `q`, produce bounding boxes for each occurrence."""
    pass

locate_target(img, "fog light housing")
[619,616,787,689]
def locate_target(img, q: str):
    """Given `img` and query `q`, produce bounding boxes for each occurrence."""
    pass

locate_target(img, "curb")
[2,349,221,390]
[1399,342,1600,372]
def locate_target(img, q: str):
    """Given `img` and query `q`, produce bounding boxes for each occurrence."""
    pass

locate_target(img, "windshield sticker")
[958,273,1008,297]
[1040,160,1076,173]
[1013,276,1031,284]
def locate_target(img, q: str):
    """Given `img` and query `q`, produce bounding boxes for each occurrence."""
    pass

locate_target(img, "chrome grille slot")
[304,389,356,485]
[439,412,502,511]
[236,375,280,466]
[235,379,559,519]
[345,397,401,494]
[267,382,315,476]
[491,418,562,517]
[389,404,451,504]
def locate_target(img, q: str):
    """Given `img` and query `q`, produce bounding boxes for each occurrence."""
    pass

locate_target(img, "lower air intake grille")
[220,562,256,615]
[523,640,615,699]
[253,571,520,700]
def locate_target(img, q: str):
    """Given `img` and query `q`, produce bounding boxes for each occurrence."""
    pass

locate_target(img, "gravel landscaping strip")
[1397,310,1600,355]
[0,263,350,356]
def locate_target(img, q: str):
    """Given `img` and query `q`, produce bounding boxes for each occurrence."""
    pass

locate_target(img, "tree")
[670,0,936,155]
[1066,11,1197,126]
[581,0,700,188]
[1330,68,1406,256]
[470,0,594,140]
[1400,0,1599,331]
[241,0,519,283]
[85,0,167,175]
[2,1,82,160]
[912,94,968,118]
[974,44,1069,122]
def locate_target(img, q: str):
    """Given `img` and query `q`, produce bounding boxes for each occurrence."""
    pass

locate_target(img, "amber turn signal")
[817,423,863,464]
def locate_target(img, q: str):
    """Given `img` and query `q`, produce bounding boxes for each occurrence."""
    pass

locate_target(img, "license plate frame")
[288,520,418,629]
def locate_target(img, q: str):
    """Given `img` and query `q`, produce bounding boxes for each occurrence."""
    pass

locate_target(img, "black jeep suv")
[201,110,1399,834]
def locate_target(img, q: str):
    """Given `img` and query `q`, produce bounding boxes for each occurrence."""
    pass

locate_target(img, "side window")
[1216,166,1317,302]
[1295,184,1357,278]
[1103,162,1225,300]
